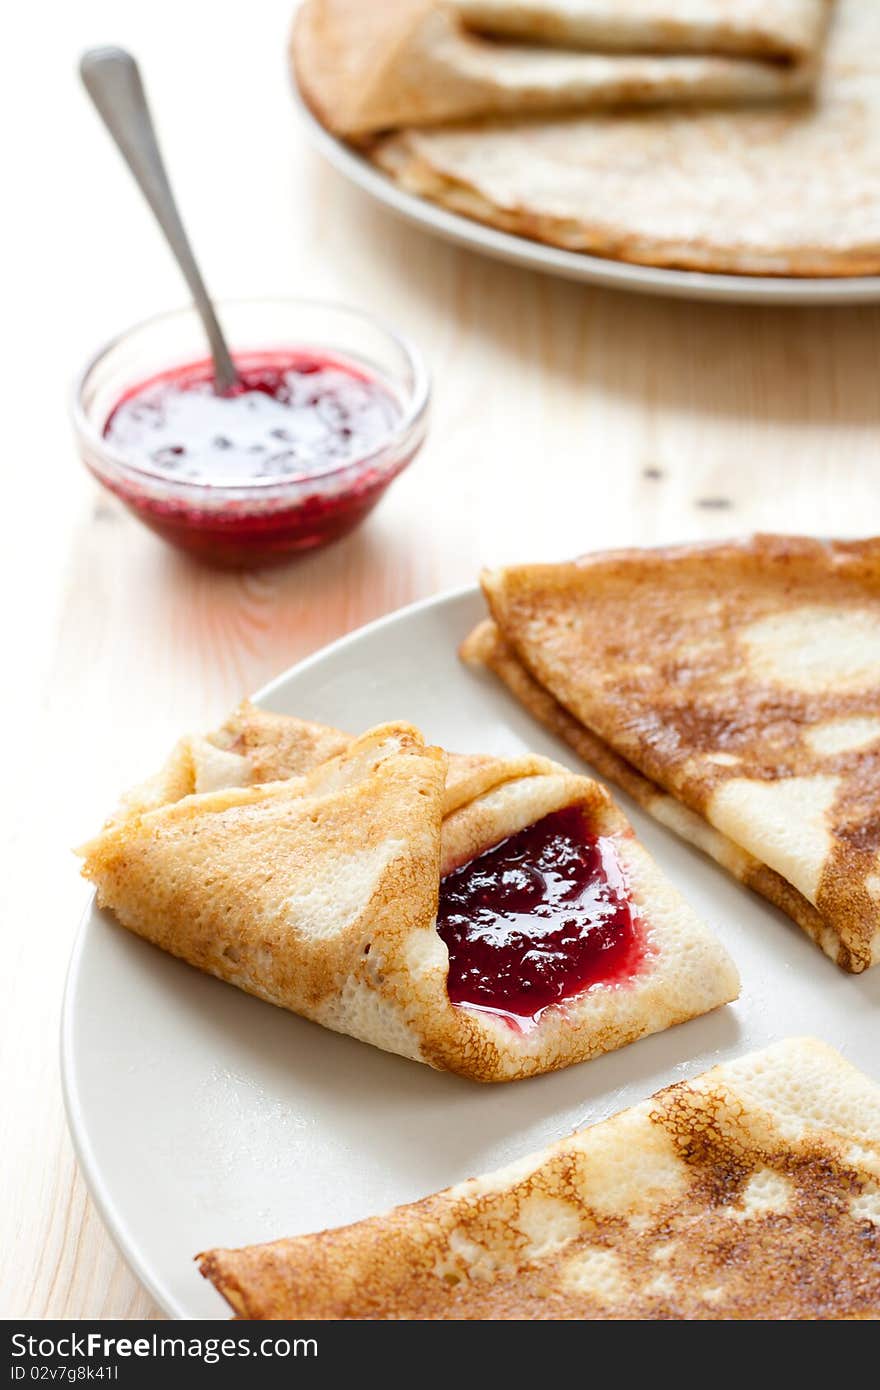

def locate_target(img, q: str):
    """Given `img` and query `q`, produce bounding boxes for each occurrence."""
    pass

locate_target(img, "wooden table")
[5,0,880,1320]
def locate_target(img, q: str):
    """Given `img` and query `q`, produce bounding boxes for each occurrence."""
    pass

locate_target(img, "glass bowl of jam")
[72,298,429,567]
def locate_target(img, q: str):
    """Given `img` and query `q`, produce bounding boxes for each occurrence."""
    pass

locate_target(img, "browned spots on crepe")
[210,703,350,783]
[198,1039,880,1320]
[473,535,880,971]
[460,615,835,958]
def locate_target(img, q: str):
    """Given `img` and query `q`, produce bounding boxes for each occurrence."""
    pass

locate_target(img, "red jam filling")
[437,806,645,1031]
[98,351,408,567]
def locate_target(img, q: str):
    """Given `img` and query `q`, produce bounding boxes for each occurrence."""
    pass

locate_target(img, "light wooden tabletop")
[5,0,880,1320]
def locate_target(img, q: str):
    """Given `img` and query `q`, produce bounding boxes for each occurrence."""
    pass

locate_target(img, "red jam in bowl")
[436,806,645,1031]
[98,351,412,566]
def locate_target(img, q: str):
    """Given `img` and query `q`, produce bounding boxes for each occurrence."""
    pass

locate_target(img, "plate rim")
[61,905,194,1321]
[60,583,480,1321]
[293,82,880,307]
[253,581,478,706]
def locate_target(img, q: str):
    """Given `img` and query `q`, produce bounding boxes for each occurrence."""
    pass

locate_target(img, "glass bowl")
[71,298,430,568]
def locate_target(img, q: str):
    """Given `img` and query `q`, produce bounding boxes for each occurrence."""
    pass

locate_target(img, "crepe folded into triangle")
[292,0,818,139]
[80,715,737,1081]
[373,0,880,278]
[198,1037,880,1319]
[464,534,880,973]
[455,1,831,61]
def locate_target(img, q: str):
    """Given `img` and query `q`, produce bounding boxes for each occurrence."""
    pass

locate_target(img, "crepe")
[292,0,816,139]
[114,698,553,821]
[470,534,880,973]
[114,703,351,821]
[455,1,830,60]
[374,0,880,277]
[80,718,737,1082]
[198,1037,880,1319]
[462,618,830,950]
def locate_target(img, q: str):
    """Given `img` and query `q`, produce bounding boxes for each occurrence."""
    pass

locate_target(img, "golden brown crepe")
[455,0,831,60]
[199,1037,880,1319]
[462,617,831,950]
[373,0,880,277]
[467,534,880,973]
[292,0,817,139]
[113,698,536,822]
[80,717,737,1082]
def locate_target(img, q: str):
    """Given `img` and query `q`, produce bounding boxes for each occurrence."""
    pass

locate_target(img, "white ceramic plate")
[62,586,880,1319]
[297,92,880,307]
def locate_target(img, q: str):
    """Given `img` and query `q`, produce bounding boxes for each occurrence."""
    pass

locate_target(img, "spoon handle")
[80,46,239,393]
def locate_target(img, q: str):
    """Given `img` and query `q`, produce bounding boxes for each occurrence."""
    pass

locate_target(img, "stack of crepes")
[291,1,880,276]
[462,535,880,973]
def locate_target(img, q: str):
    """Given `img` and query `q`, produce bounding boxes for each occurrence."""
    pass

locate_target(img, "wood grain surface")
[4,0,880,1319]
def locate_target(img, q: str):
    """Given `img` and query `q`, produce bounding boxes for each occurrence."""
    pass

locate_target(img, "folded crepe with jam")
[79,711,737,1082]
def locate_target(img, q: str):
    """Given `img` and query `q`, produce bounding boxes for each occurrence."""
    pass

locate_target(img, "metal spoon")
[80,46,239,394]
